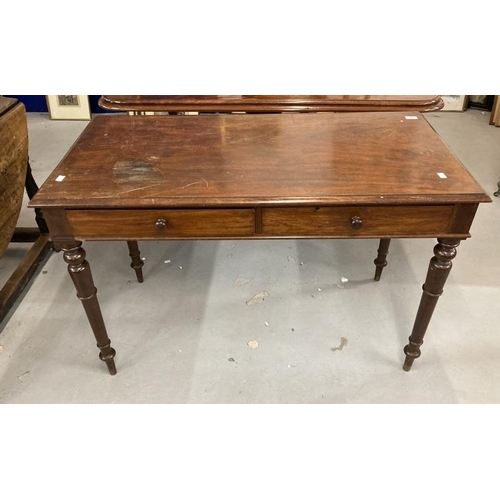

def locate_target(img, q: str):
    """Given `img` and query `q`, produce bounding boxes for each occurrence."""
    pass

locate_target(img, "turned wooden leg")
[62,242,117,375]
[127,241,144,283]
[374,238,391,281]
[403,238,460,372]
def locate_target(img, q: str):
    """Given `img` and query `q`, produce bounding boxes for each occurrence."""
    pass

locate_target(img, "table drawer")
[67,209,255,239]
[261,205,455,237]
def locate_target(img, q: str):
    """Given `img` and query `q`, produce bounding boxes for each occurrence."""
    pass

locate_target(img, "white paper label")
[437,172,447,179]
[55,175,66,182]
[405,116,418,120]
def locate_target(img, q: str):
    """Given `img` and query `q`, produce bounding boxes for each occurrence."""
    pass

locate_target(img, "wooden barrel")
[0,98,28,259]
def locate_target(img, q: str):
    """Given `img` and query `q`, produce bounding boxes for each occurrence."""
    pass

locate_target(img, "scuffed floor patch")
[246,291,269,305]
[331,338,348,352]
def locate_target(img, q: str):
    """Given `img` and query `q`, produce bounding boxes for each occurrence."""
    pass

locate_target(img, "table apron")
[42,204,478,241]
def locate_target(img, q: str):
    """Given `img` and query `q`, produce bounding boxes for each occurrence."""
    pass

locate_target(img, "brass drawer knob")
[350,216,363,229]
[155,218,167,230]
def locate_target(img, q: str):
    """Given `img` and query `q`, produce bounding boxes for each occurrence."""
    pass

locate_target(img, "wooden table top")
[31,112,489,210]
[99,95,444,113]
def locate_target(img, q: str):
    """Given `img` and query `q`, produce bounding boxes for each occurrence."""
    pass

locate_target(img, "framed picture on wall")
[46,95,91,120]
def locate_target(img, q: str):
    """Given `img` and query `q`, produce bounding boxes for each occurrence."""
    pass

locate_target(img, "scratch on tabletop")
[118,184,163,196]
[182,178,209,189]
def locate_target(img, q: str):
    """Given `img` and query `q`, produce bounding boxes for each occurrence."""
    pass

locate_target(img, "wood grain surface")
[0,101,28,258]
[31,112,489,210]
[261,205,455,237]
[99,95,444,113]
[67,208,256,239]
[0,96,18,116]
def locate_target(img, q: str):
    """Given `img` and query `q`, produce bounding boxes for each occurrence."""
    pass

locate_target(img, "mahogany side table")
[30,111,489,375]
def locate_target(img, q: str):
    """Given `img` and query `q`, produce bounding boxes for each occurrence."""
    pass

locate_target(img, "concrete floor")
[1,110,499,403]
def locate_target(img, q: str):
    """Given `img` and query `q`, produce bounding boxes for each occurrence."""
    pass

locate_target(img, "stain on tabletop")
[113,159,164,186]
